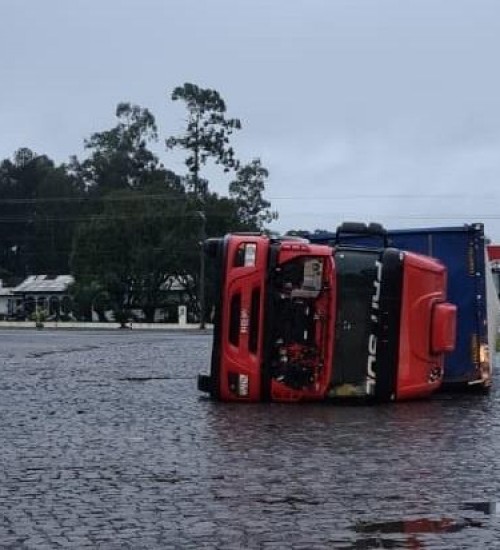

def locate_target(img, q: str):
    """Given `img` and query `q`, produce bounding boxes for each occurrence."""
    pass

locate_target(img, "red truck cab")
[330,245,456,401]
[199,234,336,402]
[198,228,456,403]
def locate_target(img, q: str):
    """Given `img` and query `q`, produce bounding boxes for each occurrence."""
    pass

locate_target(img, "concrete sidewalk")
[0,320,213,330]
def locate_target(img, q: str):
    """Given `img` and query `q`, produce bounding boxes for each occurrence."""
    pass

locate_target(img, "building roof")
[13,275,74,294]
[160,275,192,292]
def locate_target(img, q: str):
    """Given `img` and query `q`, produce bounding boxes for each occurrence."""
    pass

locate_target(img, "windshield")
[331,249,381,392]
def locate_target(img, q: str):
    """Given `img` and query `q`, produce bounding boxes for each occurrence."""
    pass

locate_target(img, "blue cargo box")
[308,223,495,388]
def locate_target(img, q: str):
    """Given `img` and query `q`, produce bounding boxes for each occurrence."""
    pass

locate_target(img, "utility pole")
[198,210,206,330]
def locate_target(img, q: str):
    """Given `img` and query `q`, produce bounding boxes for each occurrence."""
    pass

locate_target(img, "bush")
[30,309,48,328]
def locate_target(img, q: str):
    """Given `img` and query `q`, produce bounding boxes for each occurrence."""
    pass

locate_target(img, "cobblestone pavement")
[1,329,500,549]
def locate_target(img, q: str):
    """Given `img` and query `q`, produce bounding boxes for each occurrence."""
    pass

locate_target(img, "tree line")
[0,83,275,323]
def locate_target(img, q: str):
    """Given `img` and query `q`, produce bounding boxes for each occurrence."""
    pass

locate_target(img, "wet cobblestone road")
[1,329,500,549]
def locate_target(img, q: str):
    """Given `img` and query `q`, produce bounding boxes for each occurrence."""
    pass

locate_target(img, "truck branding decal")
[367,259,383,395]
[239,374,249,396]
[240,308,249,334]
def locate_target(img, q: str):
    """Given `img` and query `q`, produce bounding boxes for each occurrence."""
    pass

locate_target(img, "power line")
[0,192,498,205]
[0,212,235,223]
[286,213,500,220]
[269,193,500,200]
[0,193,188,205]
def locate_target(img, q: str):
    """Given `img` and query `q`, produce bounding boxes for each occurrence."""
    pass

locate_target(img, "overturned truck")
[309,222,496,390]
[198,223,457,403]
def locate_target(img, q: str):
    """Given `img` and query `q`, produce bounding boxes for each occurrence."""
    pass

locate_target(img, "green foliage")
[30,308,48,328]
[0,148,83,278]
[229,158,274,230]
[69,278,110,322]
[70,184,199,323]
[71,102,164,194]
[166,82,241,196]
[69,101,194,322]
[0,86,279,322]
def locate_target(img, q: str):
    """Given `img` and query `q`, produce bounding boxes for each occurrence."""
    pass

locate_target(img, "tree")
[70,197,135,324]
[166,83,242,327]
[166,83,241,197]
[229,158,274,231]
[70,183,194,323]
[32,164,84,274]
[69,101,194,323]
[69,278,110,322]
[0,148,83,279]
[71,102,162,194]
[128,186,196,323]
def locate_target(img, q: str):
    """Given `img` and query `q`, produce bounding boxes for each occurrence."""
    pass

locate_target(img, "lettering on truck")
[367,259,383,395]
[240,308,249,335]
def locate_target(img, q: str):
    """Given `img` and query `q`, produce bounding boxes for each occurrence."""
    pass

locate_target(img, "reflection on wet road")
[0,329,499,548]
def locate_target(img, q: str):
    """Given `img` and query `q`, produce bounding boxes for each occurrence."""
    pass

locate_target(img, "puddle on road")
[118,375,195,382]
[119,376,172,382]
[356,517,482,535]
[27,345,101,358]
[346,516,484,549]
[255,495,321,506]
[463,501,500,516]
[344,538,404,549]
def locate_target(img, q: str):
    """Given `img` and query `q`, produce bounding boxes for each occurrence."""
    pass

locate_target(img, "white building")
[0,280,15,319]
[11,275,74,319]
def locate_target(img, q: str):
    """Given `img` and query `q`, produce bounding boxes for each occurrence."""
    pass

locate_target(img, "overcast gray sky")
[1,0,500,238]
